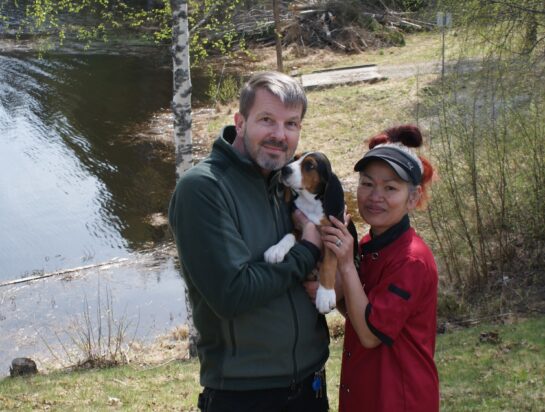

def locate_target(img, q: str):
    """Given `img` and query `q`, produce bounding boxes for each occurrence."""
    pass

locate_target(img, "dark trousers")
[197,371,329,412]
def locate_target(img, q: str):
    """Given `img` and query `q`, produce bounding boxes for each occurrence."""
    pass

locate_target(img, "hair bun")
[385,125,422,148]
[367,133,389,149]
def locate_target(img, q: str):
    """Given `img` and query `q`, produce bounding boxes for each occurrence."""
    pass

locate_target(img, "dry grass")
[192,34,442,238]
[194,73,437,193]
[248,31,450,75]
[195,34,442,187]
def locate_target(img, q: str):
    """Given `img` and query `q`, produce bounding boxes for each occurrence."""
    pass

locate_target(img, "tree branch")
[486,0,545,15]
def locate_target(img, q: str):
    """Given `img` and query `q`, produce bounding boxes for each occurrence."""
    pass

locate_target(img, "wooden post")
[273,0,283,72]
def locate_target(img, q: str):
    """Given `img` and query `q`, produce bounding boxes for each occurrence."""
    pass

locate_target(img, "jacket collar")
[215,126,283,191]
[361,214,411,254]
[213,126,261,176]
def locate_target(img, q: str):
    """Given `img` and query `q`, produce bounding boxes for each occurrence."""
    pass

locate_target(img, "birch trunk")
[171,0,193,180]
[170,0,198,357]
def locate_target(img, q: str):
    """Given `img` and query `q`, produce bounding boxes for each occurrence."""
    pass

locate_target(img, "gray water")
[0,50,196,375]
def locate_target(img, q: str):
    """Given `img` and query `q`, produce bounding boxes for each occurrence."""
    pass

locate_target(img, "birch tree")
[170,0,193,179]
[14,0,242,357]
[170,0,198,357]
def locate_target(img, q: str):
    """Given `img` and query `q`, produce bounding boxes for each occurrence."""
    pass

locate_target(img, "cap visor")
[354,156,411,182]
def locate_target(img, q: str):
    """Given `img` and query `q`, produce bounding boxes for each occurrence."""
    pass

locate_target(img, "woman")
[322,125,439,412]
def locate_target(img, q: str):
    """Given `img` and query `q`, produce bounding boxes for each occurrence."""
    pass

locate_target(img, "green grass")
[1,316,544,411]
[0,359,201,411]
[437,317,545,411]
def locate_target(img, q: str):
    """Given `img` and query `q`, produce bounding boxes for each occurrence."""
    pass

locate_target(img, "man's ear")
[293,152,307,161]
[234,112,245,136]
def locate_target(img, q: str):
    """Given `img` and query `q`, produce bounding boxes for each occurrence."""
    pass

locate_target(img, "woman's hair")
[367,125,434,208]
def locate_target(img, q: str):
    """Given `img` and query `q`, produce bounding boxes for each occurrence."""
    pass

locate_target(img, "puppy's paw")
[316,286,336,314]
[264,244,289,263]
[264,234,296,263]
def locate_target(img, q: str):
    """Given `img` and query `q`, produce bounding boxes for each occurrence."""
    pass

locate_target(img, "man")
[168,71,330,412]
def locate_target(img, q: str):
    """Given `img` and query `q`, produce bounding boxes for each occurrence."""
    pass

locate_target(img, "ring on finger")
[335,238,342,247]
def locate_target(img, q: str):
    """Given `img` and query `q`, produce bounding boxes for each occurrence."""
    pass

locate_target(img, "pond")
[0,49,204,375]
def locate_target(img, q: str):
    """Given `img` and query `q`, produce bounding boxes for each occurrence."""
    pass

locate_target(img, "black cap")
[354,146,422,185]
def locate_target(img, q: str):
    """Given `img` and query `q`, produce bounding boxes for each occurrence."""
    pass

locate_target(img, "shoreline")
[0,245,188,379]
[0,36,170,56]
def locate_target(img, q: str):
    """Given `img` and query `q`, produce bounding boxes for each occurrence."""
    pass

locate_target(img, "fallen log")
[0,257,129,288]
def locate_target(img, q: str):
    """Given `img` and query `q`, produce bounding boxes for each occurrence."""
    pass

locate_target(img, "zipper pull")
[312,373,323,398]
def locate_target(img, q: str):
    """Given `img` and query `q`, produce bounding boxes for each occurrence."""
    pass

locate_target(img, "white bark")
[171,0,193,180]
[170,0,198,357]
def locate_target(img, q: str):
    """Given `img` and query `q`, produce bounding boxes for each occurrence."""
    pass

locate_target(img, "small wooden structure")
[300,64,387,89]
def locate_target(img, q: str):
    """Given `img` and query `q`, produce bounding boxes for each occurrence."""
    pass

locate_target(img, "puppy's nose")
[281,166,293,177]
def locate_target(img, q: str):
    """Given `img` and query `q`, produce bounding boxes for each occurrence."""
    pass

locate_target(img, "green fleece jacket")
[168,126,329,390]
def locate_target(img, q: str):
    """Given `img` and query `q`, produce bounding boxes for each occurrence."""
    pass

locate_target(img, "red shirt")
[339,221,439,412]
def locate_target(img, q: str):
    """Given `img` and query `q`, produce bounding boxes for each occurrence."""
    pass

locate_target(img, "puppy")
[264,152,358,314]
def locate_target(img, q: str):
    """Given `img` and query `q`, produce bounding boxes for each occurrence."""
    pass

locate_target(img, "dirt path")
[300,59,482,89]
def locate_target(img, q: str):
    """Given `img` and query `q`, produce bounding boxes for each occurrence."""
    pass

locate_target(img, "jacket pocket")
[222,297,295,379]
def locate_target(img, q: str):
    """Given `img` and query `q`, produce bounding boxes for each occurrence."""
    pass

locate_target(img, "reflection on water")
[0,52,174,279]
[0,50,194,375]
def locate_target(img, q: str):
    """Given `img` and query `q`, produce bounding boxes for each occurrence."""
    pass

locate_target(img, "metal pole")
[441,23,445,85]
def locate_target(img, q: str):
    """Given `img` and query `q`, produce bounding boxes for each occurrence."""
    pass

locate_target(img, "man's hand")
[303,280,320,303]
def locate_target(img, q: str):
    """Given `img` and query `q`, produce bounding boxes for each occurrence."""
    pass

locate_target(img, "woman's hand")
[322,215,355,274]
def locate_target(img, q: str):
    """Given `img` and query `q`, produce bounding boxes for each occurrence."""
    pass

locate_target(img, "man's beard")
[243,130,293,172]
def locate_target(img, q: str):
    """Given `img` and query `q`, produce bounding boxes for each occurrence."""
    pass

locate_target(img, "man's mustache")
[261,139,288,151]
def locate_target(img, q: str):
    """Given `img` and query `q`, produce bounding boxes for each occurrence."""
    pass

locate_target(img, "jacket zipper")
[271,188,282,237]
[270,181,299,384]
[272,183,299,386]
[229,320,236,356]
[227,182,281,361]
[287,290,299,385]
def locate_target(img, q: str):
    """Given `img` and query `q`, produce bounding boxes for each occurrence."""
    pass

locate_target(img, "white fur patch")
[294,192,324,225]
[282,156,304,191]
[264,233,296,263]
[315,285,336,314]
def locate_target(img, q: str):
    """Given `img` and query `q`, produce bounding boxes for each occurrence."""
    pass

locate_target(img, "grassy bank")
[1,315,544,411]
[202,29,545,321]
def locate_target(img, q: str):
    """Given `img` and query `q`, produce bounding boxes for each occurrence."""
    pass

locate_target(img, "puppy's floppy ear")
[347,219,359,262]
[293,151,307,161]
[323,173,345,221]
[315,152,333,182]
[284,186,294,203]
